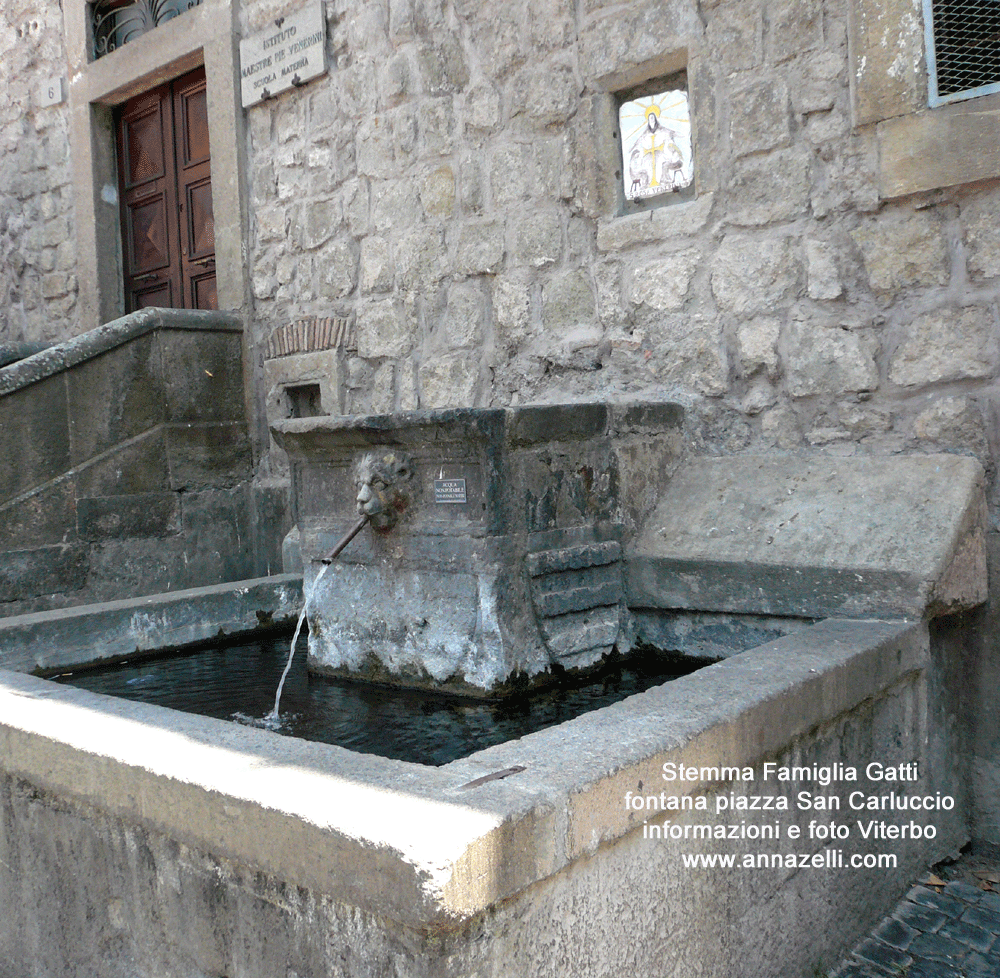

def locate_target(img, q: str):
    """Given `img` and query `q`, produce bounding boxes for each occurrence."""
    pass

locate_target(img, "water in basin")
[49,631,708,766]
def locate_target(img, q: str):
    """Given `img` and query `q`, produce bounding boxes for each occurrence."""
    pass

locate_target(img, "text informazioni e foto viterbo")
[625,761,954,871]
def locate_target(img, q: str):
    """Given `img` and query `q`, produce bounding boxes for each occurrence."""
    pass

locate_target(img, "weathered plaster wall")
[0,0,77,345]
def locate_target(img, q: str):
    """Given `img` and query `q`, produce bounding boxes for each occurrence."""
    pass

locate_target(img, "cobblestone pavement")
[829,849,1000,977]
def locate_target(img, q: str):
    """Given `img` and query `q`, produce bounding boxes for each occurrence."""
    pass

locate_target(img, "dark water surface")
[52,632,706,766]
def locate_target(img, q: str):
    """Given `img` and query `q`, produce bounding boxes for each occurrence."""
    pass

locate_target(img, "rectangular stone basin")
[0,590,965,977]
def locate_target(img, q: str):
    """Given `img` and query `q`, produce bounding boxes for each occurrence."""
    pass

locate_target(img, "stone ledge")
[0,308,243,397]
[596,193,714,251]
[628,454,988,619]
[877,93,1000,199]
[0,574,303,673]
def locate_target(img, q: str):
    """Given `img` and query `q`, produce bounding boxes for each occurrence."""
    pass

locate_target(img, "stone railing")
[0,308,255,616]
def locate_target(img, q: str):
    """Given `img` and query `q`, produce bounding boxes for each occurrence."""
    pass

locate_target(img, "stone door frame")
[63,0,249,331]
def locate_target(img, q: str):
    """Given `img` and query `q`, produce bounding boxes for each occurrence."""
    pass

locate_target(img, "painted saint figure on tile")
[619,90,693,201]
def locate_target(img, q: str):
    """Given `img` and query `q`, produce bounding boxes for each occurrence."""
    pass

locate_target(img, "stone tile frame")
[585,45,718,232]
[848,0,1000,198]
[63,0,250,330]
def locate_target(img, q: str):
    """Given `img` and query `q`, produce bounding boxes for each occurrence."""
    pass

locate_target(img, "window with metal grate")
[924,0,1000,105]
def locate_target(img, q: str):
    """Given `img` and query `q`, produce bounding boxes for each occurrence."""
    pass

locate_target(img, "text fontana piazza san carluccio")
[622,760,958,813]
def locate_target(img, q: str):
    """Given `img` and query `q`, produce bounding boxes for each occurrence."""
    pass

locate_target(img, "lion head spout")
[354,450,415,530]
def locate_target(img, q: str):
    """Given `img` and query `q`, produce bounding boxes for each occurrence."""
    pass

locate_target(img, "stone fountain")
[271,401,684,695]
[0,395,991,977]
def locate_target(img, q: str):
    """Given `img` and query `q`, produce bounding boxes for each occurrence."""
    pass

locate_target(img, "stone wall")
[242,0,999,495]
[0,0,77,345]
[237,0,1000,840]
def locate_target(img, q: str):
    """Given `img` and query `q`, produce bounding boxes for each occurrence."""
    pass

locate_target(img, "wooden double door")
[116,67,217,312]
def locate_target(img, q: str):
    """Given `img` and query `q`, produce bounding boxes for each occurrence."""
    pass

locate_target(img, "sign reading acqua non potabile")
[239,1,327,108]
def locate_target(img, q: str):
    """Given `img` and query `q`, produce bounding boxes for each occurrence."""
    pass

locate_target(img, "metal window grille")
[924,0,1000,105]
[91,0,202,60]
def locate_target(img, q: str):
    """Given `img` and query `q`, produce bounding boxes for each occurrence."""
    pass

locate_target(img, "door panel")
[174,70,216,310]
[117,67,215,312]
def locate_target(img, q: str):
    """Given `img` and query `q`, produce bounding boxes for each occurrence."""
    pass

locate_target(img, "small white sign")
[38,77,65,108]
[239,2,327,108]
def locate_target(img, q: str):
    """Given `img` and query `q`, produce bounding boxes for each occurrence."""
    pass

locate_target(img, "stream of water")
[267,563,328,723]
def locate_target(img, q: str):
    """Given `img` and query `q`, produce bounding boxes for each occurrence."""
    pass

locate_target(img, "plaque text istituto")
[240,1,327,108]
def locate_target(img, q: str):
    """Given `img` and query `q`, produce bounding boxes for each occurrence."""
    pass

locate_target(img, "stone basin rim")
[0,617,925,930]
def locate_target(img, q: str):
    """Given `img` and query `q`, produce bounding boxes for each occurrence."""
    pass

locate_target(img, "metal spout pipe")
[320,514,370,564]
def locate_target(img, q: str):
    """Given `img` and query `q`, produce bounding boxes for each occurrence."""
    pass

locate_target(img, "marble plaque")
[240,2,327,108]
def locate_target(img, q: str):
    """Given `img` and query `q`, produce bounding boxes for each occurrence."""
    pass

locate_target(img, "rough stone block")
[73,429,170,498]
[878,95,1000,199]
[510,64,579,126]
[76,492,181,542]
[0,373,70,503]
[785,319,879,397]
[296,197,340,250]
[912,397,987,457]
[179,488,254,585]
[490,143,534,206]
[543,270,597,328]
[849,0,925,125]
[737,317,781,379]
[610,401,684,433]
[526,541,622,577]
[355,116,396,178]
[511,211,563,268]
[415,36,469,94]
[420,165,455,218]
[455,219,504,275]
[369,362,396,414]
[356,299,416,360]
[64,332,163,464]
[158,330,245,424]
[442,282,486,349]
[627,250,700,312]
[465,82,502,132]
[493,272,533,353]
[578,3,700,86]
[509,403,608,447]
[727,149,809,226]
[370,177,421,232]
[0,545,88,604]
[595,194,714,251]
[318,239,359,300]
[418,353,480,408]
[416,98,454,157]
[890,307,1000,387]
[729,79,791,156]
[962,192,1000,281]
[166,423,252,490]
[395,226,445,289]
[360,237,394,294]
[851,211,949,298]
[806,239,844,299]
[0,478,76,550]
[766,0,822,63]
[705,3,762,73]
[711,234,800,315]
